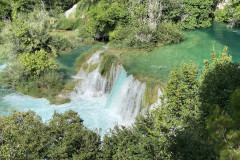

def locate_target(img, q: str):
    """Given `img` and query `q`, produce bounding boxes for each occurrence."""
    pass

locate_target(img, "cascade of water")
[0,64,6,72]
[73,55,148,126]
[65,4,78,19]
[104,68,127,110]
[71,67,108,98]
[105,67,146,125]
[71,48,110,98]
[0,49,152,135]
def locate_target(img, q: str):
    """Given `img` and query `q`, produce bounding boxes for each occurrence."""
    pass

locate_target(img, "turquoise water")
[123,22,240,82]
[57,45,92,80]
[104,69,127,109]
[0,22,240,135]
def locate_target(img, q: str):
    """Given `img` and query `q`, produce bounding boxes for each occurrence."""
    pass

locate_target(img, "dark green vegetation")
[0,110,101,159]
[0,0,220,49]
[215,0,240,26]
[1,49,240,159]
[78,0,218,48]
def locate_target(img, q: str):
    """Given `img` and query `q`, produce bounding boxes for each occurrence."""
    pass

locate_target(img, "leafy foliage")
[20,50,58,76]
[56,18,74,30]
[215,0,240,26]
[199,47,240,110]
[154,22,184,44]
[0,110,101,159]
[87,1,129,40]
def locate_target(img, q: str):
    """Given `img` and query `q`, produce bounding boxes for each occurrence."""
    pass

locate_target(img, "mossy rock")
[54,96,71,105]
[88,63,98,73]
[99,54,117,76]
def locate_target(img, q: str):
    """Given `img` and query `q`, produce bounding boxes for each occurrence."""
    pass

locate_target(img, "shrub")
[38,70,64,94]
[49,35,73,53]
[73,18,85,29]
[0,34,4,44]
[20,50,58,76]
[0,62,26,88]
[0,9,58,57]
[0,21,5,31]
[154,22,184,44]
[56,18,74,30]
[109,25,133,44]
[78,24,92,40]
[215,9,228,22]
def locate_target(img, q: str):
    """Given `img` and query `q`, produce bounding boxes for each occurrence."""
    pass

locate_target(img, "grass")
[50,30,96,47]
[50,30,79,42]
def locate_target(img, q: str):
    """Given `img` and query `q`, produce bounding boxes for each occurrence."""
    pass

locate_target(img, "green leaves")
[20,50,58,76]
[0,111,50,159]
[87,1,129,40]
[0,110,101,159]
[200,47,240,109]
[215,0,240,26]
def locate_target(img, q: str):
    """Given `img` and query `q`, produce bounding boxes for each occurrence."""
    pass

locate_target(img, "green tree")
[101,114,163,160]
[48,110,101,159]
[199,47,240,110]
[20,50,58,76]
[0,111,50,159]
[215,0,240,26]
[87,1,129,40]
[0,110,101,159]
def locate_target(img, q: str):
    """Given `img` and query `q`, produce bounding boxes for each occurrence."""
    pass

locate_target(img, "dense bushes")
[154,22,184,44]
[0,62,64,99]
[87,1,129,40]
[75,0,218,48]
[1,9,72,57]
[56,18,74,30]
[108,22,184,49]
[0,110,100,159]
[215,1,240,26]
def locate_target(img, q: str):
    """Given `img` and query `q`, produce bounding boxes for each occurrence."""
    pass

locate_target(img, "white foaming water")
[0,50,150,135]
[65,4,78,19]
[0,64,6,72]
[232,30,240,35]
[149,88,163,111]
[105,69,146,125]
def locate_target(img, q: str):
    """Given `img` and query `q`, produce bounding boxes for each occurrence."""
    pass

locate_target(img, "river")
[0,22,239,135]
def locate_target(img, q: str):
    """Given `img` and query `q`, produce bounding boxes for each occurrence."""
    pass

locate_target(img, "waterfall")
[0,48,159,135]
[105,70,146,125]
[65,4,78,19]
[0,64,6,72]
[72,48,148,125]
[71,48,110,98]
[71,67,108,98]
[216,0,231,10]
